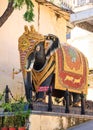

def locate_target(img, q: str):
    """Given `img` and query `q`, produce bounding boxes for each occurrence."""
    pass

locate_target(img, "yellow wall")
[0,0,67,96]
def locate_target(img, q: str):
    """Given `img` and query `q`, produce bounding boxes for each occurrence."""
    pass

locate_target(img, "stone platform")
[32,102,93,119]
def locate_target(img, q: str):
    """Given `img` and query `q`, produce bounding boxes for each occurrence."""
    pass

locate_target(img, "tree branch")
[0,0,14,27]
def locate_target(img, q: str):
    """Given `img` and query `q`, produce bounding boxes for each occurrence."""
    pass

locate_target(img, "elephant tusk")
[26,68,32,72]
[25,62,34,72]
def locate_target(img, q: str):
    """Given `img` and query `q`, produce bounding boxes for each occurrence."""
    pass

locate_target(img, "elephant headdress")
[18,25,45,79]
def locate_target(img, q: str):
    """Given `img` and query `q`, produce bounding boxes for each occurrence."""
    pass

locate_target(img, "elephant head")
[26,34,60,71]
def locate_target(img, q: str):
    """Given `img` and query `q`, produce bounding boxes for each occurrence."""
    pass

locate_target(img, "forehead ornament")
[18,25,45,52]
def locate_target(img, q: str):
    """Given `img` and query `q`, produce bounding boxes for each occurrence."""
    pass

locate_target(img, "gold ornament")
[18,37,30,51]
[18,25,45,52]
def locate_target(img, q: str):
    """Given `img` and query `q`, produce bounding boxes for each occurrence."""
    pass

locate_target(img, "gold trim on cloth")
[32,55,55,92]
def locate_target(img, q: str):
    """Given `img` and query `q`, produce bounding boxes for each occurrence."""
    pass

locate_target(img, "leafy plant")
[11,0,34,22]
[2,116,9,127]
[12,97,31,128]
[1,94,31,128]
[2,102,12,112]
[2,116,16,128]
[14,112,30,128]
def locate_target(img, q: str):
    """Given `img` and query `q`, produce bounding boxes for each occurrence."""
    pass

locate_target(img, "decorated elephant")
[18,25,88,105]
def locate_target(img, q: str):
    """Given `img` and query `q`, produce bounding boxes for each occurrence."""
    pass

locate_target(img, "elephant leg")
[72,93,81,106]
[69,93,73,106]
[24,72,33,102]
[63,92,81,107]
[24,82,32,102]
[36,92,45,102]
[63,91,73,106]
[36,73,54,102]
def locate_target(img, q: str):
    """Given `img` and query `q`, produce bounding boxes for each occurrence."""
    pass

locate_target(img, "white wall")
[68,26,93,101]
[68,26,93,69]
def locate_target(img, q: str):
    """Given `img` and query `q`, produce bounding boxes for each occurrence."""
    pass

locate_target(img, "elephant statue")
[18,25,88,106]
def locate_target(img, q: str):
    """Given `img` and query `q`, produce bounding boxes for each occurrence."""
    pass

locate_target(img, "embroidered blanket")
[55,44,88,94]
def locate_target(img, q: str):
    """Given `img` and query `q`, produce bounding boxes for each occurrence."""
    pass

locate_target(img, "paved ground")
[67,120,93,130]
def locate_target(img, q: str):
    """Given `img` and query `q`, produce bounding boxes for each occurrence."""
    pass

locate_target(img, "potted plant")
[1,116,17,130]
[14,115,26,130]
[13,98,31,130]
[1,101,17,130]
[16,104,30,130]
[14,105,30,130]
[7,116,16,130]
[1,96,31,130]
[0,117,8,130]
[1,101,13,130]
[1,116,10,130]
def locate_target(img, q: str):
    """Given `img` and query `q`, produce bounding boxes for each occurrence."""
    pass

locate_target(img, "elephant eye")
[36,45,40,51]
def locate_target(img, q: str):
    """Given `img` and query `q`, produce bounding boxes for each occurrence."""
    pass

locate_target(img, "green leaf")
[24,9,34,22]
[2,102,12,112]
[13,0,25,9]
[12,0,34,22]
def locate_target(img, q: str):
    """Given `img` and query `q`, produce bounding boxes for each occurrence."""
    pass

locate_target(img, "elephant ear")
[45,34,60,58]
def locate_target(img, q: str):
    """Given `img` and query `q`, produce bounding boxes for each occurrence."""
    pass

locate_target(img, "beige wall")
[29,114,89,130]
[0,0,67,96]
